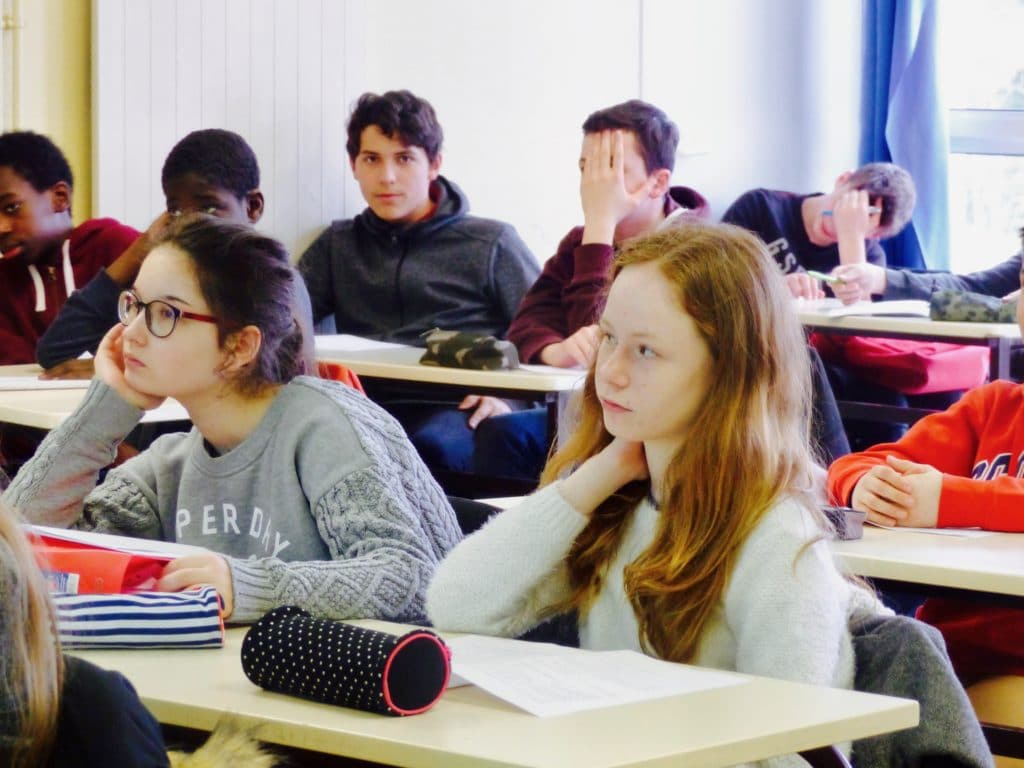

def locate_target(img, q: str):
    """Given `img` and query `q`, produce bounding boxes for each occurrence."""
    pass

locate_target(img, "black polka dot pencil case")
[240,605,450,716]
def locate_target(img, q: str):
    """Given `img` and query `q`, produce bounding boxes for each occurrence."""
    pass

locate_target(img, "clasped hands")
[850,455,941,528]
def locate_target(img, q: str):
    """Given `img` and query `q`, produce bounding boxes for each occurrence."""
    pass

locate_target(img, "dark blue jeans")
[384,402,478,473]
[471,408,549,482]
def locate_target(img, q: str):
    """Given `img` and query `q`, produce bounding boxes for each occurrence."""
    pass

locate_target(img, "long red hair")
[541,222,819,662]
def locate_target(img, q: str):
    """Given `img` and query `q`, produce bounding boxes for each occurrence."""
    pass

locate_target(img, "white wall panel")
[94,0,357,259]
[148,1,177,219]
[94,0,861,262]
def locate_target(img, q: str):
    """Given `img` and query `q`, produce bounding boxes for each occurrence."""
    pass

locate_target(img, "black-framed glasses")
[117,289,218,339]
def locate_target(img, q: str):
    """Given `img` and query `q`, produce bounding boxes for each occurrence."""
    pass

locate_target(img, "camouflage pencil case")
[929,290,1018,323]
[419,329,520,371]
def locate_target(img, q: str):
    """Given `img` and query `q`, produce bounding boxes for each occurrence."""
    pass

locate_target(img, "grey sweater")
[297,176,539,344]
[4,376,461,623]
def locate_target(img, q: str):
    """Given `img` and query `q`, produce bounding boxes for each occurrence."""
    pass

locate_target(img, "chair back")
[446,496,499,535]
[851,614,994,767]
[316,360,366,394]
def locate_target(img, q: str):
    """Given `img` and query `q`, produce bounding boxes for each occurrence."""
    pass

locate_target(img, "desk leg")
[798,746,853,767]
[983,722,1024,759]
[991,338,1012,381]
[545,392,559,449]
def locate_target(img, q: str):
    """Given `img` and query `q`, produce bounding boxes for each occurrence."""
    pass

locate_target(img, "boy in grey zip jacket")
[298,90,538,478]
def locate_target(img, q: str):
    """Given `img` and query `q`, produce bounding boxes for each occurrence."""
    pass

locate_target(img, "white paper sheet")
[27,525,207,559]
[313,334,409,353]
[795,297,931,317]
[446,634,747,717]
[0,376,91,391]
[865,521,994,538]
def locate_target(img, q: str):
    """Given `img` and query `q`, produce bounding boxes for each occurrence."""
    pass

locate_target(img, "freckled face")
[596,261,714,453]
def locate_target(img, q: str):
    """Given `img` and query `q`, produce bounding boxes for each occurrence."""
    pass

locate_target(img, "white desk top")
[74,622,917,768]
[833,527,1024,597]
[315,335,584,393]
[0,363,93,391]
[797,308,1021,340]
[486,497,1024,598]
[0,387,188,429]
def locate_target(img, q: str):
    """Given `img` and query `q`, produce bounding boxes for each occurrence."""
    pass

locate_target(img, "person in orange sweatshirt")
[828,267,1024,724]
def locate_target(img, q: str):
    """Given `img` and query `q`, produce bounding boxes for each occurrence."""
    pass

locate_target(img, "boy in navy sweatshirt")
[37,128,315,377]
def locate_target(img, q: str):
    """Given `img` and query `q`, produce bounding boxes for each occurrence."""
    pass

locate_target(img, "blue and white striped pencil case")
[54,585,224,649]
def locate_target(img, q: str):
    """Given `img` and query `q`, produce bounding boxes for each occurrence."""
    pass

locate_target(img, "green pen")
[806,270,847,285]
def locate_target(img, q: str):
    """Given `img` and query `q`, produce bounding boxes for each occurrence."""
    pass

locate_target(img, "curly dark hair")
[161,129,260,198]
[345,90,443,162]
[0,131,73,191]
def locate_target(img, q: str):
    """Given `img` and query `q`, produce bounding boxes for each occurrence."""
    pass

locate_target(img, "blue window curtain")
[860,0,949,269]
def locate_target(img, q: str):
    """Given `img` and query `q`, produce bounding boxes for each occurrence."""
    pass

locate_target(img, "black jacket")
[47,656,168,767]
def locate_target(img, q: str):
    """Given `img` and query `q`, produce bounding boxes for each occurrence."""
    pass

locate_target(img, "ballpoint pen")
[822,206,881,216]
[806,270,847,285]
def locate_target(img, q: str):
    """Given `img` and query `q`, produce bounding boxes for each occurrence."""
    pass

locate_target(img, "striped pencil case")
[54,585,225,649]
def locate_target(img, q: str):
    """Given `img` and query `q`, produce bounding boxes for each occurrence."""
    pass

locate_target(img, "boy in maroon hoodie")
[472,101,710,483]
[0,131,138,364]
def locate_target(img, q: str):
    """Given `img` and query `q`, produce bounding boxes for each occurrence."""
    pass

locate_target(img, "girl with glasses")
[4,215,460,624]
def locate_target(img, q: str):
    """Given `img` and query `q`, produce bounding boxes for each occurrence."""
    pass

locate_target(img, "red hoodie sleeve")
[507,228,612,363]
[70,218,141,279]
[827,382,1024,530]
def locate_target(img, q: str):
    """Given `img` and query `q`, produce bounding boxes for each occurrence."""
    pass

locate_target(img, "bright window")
[942,0,1024,276]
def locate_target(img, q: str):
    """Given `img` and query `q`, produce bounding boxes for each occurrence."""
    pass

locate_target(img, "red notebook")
[28,529,175,595]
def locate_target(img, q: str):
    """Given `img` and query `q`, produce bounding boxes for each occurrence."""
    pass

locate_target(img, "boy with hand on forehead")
[298,90,539,477]
[479,101,850,482]
[471,100,711,482]
[37,128,316,378]
[505,100,709,370]
[721,163,916,300]
[0,131,139,365]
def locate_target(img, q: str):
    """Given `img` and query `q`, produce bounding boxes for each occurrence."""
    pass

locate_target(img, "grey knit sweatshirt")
[4,376,461,623]
[297,176,539,344]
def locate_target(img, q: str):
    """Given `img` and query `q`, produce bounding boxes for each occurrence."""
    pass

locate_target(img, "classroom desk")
[74,621,918,768]
[797,308,1020,423]
[315,335,584,443]
[315,335,582,395]
[486,495,1024,609]
[833,527,1024,609]
[485,498,1024,606]
[0,365,188,429]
